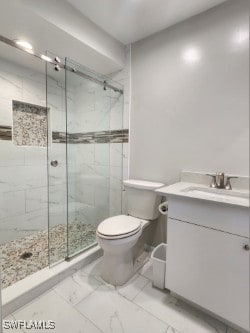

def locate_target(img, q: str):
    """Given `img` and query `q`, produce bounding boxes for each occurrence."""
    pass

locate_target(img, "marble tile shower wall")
[67,80,125,225]
[0,58,45,243]
[0,57,67,243]
[109,44,131,213]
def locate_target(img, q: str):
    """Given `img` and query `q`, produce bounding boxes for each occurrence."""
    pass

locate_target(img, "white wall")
[130,0,249,185]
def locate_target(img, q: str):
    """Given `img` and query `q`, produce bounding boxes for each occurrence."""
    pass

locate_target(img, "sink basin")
[182,186,249,200]
[179,186,249,206]
[156,182,250,207]
[180,186,249,206]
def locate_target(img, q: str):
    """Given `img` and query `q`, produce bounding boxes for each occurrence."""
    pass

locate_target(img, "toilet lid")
[97,215,141,237]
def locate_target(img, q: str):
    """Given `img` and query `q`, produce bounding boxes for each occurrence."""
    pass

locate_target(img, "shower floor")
[0,221,97,289]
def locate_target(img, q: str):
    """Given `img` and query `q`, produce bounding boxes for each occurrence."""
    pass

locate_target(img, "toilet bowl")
[96,179,164,286]
[96,215,149,285]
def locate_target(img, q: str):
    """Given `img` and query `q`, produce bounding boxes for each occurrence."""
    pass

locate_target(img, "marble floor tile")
[133,282,227,333]
[80,257,116,289]
[4,258,240,333]
[138,259,153,280]
[76,284,168,333]
[12,289,103,333]
[53,271,101,305]
[80,257,103,279]
[176,300,231,333]
[116,273,149,301]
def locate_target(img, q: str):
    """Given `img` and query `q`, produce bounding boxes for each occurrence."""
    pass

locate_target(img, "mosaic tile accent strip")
[0,122,128,144]
[0,125,12,140]
[0,220,96,288]
[52,131,66,143]
[52,129,129,144]
[12,100,48,147]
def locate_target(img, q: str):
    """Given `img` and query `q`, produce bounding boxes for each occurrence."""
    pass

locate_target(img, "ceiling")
[0,41,68,84]
[67,0,228,44]
[0,42,44,73]
[0,0,229,76]
[0,0,125,75]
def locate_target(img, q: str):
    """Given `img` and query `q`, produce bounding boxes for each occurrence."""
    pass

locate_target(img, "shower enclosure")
[0,36,125,288]
[47,54,125,265]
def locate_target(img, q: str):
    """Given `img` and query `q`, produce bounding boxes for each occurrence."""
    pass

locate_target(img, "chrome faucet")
[206,172,238,190]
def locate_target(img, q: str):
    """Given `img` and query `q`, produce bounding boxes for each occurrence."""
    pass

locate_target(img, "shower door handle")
[50,160,58,167]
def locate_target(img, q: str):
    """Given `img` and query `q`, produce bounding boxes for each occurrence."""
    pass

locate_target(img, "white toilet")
[96,179,164,286]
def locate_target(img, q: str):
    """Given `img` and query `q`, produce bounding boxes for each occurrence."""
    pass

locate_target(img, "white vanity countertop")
[156,182,250,208]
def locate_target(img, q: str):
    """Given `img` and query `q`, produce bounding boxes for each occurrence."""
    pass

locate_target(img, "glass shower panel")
[47,55,124,262]
[109,89,124,217]
[46,53,68,265]
[65,58,124,258]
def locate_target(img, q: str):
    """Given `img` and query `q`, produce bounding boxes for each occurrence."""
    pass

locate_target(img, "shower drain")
[20,252,33,260]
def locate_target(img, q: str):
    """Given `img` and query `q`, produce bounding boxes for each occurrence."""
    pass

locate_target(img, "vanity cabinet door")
[166,218,249,332]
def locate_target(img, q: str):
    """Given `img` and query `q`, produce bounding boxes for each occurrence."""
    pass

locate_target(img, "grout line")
[71,286,99,307]
[62,277,107,332]
[80,271,170,327]
[114,279,171,328]
[130,282,226,333]
[70,274,168,333]
[130,277,151,302]
[27,287,104,333]
[52,274,103,307]
[72,303,105,333]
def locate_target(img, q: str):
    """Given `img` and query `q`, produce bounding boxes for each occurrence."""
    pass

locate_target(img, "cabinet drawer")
[167,218,249,331]
[168,197,249,237]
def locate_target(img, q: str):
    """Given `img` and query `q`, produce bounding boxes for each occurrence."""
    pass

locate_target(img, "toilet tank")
[123,179,164,220]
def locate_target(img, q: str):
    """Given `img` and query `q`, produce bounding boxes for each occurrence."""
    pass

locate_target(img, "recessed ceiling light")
[14,39,33,50]
[41,54,53,62]
[182,47,201,64]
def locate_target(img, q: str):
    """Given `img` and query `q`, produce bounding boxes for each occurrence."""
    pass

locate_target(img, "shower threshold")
[1,245,102,317]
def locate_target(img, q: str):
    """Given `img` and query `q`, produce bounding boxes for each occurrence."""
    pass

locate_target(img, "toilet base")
[101,250,150,286]
[101,249,134,286]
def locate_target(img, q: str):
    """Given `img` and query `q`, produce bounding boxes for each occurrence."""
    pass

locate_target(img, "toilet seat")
[97,215,142,240]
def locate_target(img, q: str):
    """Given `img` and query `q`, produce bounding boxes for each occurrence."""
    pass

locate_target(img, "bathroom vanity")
[156,181,250,332]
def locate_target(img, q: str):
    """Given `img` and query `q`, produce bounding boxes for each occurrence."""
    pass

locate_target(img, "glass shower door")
[47,54,124,263]
[65,58,124,258]
[46,53,68,265]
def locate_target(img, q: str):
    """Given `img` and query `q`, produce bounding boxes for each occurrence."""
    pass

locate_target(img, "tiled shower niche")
[12,100,48,147]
